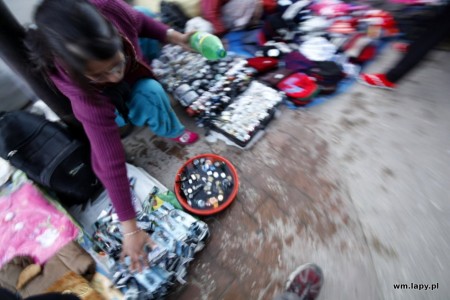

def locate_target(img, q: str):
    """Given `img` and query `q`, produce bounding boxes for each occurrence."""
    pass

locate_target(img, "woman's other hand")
[120,219,156,272]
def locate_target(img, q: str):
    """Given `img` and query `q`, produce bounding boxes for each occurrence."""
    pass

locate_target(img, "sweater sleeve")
[102,0,169,42]
[201,0,227,36]
[70,93,136,222]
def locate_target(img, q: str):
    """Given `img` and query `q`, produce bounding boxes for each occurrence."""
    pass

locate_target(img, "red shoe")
[286,263,323,300]
[358,73,396,90]
[170,130,199,145]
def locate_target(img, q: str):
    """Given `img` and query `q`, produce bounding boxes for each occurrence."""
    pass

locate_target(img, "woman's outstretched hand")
[167,29,196,51]
[120,219,157,272]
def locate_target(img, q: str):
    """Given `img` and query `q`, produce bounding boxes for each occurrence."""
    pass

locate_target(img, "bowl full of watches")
[174,154,239,215]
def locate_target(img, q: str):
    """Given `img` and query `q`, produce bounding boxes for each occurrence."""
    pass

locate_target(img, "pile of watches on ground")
[152,46,284,147]
[93,197,209,299]
[152,46,252,111]
[208,81,283,146]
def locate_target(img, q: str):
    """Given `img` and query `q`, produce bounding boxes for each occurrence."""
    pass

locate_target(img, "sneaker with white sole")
[358,73,396,90]
[286,263,324,300]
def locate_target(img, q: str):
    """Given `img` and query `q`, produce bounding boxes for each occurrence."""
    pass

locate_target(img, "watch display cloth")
[0,183,78,268]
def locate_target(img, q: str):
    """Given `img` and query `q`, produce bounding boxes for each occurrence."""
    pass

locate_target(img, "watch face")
[180,91,199,106]
[174,84,191,97]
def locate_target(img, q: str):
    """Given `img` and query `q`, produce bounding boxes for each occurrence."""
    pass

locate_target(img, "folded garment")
[0,183,79,268]
[299,37,337,61]
[284,51,315,73]
[185,16,214,33]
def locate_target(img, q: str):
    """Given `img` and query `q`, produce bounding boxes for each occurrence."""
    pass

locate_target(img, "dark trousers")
[386,4,450,83]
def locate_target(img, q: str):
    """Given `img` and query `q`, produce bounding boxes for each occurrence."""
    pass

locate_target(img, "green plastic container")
[189,32,227,61]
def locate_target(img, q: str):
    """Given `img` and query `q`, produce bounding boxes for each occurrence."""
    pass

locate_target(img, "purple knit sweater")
[50,0,169,221]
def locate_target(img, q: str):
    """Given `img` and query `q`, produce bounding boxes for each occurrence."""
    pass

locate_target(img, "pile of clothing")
[262,0,398,43]
[248,0,400,105]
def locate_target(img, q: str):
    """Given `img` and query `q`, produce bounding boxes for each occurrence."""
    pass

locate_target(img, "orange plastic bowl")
[174,153,239,216]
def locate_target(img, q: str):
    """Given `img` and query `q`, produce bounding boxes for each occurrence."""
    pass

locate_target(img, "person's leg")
[386,4,450,83]
[125,79,198,144]
[273,263,323,300]
[134,6,162,62]
[359,5,450,89]
[128,79,184,137]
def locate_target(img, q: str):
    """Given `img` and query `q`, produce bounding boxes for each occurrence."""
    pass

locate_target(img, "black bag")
[0,111,103,205]
[308,61,345,95]
[160,1,189,33]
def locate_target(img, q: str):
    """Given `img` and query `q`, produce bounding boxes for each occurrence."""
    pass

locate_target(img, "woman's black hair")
[25,0,122,88]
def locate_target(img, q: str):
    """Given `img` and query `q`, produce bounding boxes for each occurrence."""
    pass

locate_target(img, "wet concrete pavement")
[122,48,450,300]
